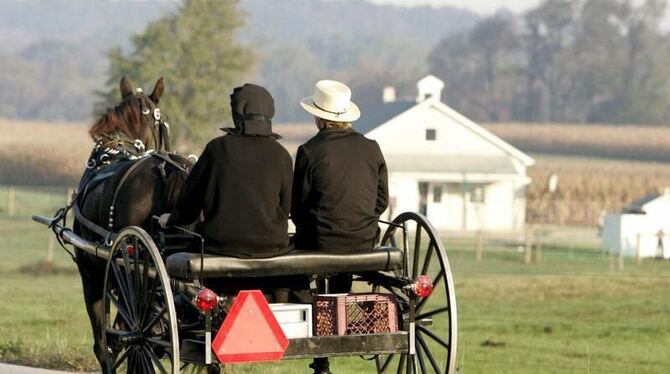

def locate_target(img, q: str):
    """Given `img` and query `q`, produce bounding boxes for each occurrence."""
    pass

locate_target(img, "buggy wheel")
[102,226,180,373]
[374,212,457,374]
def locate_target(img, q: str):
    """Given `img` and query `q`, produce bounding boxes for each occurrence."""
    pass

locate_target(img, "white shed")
[601,191,670,258]
[359,75,534,232]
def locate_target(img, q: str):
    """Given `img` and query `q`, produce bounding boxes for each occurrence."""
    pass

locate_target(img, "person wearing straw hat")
[293,79,388,253]
[293,79,388,373]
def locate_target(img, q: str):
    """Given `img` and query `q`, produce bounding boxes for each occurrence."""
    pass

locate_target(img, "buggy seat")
[165,247,403,280]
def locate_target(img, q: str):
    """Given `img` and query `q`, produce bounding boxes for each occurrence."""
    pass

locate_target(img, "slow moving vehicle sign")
[212,290,289,363]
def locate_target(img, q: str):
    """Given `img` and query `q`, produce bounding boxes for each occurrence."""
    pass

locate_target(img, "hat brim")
[300,97,361,122]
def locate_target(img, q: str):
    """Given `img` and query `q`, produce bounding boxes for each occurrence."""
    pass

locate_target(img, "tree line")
[429,0,670,125]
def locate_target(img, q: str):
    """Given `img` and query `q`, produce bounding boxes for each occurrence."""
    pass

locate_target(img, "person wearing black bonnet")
[227,84,280,138]
[159,83,301,300]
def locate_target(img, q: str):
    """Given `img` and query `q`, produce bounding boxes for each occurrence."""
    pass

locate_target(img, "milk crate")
[269,303,313,339]
[314,293,398,336]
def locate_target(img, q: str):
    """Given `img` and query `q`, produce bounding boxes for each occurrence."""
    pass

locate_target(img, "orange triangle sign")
[212,290,289,363]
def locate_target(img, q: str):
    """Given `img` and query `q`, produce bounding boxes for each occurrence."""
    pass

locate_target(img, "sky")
[369,0,544,15]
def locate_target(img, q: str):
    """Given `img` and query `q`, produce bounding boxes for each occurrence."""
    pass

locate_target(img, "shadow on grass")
[17,261,77,277]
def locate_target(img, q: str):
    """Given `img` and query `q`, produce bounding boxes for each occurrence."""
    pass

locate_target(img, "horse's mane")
[89,100,144,141]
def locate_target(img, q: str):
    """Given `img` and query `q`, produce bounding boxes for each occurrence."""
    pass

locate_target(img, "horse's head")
[90,76,168,153]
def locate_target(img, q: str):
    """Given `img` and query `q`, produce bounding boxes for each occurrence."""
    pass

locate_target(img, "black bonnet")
[222,83,280,138]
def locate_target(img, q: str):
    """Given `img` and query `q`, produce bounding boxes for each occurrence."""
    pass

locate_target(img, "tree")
[523,0,577,122]
[429,14,523,122]
[99,0,254,148]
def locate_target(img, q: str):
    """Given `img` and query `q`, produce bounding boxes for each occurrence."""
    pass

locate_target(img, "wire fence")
[0,184,73,218]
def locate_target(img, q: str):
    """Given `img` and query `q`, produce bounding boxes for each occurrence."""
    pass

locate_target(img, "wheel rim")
[374,212,457,374]
[102,226,180,374]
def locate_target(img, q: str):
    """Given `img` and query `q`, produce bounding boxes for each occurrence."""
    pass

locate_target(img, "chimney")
[383,86,396,103]
[416,74,445,103]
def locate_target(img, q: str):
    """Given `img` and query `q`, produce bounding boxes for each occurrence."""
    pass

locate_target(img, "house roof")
[359,99,535,167]
[355,101,415,134]
[384,154,518,175]
[622,193,665,214]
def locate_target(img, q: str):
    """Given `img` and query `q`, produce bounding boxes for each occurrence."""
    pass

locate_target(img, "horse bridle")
[137,91,171,153]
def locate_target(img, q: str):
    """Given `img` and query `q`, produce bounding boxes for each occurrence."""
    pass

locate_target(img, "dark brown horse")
[73,77,190,370]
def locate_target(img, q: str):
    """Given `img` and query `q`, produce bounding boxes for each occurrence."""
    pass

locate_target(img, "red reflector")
[125,245,135,257]
[414,275,433,297]
[196,288,218,312]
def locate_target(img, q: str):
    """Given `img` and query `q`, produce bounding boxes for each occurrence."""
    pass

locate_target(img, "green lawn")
[1,188,669,373]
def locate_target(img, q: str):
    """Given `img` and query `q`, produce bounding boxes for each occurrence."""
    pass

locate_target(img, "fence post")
[535,230,543,264]
[636,233,642,265]
[475,231,483,263]
[525,226,533,265]
[618,244,625,271]
[609,250,615,272]
[7,186,16,216]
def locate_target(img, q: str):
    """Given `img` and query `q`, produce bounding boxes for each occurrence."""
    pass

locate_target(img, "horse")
[72,76,191,371]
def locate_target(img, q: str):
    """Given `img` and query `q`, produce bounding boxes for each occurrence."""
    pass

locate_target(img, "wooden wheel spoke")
[128,348,137,372]
[143,305,168,334]
[381,354,395,372]
[132,237,142,323]
[112,347,130,370]
[420,242,435,276]
[139,249,152,323]
[378,354,395,372]
[412,226,422,278]
[417,333,442,373]
[106,291,134,328]
[120,244,139,320]
[144,345,169,374]
[110,261,134,320]
[139,348,155,374]
[146,337,173,349]
[415,342,428,374]
[396,354,406,374]
[416,306,449,321]
[406,354,415,374]
[417,325,449,350]
[141,274,159,326]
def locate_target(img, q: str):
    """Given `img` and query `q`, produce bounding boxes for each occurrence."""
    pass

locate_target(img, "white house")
[359,75,534,232]
[601,191,670,258]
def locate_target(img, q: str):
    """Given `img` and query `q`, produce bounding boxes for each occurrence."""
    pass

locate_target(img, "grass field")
[1,188,669,373]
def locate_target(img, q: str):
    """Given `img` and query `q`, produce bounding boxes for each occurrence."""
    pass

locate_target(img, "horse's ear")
[120,76,134,99]
[150,77,165,104]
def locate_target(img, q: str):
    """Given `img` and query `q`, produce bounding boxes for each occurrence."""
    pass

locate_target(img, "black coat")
[168,133,293,258]
[291,128,389,252]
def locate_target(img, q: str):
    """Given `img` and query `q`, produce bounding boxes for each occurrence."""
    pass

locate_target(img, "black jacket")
[291,128,389,252]
[168,133,293,257]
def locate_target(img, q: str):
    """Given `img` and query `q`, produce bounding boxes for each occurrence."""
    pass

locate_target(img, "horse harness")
[51,149,189,255]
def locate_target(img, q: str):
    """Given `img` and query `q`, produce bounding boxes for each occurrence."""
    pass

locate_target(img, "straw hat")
[300,80,360,122]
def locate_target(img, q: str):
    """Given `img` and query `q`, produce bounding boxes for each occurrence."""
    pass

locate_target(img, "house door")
[427,183,449,230]
[418,182,428,216]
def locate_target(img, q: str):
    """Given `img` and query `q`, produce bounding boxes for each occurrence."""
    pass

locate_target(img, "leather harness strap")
[106,156,154,230]
[72,203,111,239]
[72,152,188,244]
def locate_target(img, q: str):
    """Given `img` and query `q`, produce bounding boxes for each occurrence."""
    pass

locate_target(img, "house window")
[426,129,436,141]
[470,185,485,203]
[433,186,442,203]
